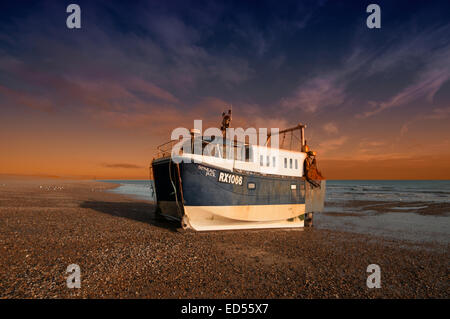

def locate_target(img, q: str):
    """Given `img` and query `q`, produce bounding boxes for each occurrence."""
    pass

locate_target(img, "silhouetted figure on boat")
[220,109,232,133]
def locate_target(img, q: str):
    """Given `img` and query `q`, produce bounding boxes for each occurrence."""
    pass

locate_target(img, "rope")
[168,157,183,216]
[148,164,155,200]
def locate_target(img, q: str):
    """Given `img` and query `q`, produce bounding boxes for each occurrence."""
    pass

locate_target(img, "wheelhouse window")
[273,156,276,167]
[290,158,293,169]
[295,159,298,169]
[266,156,270,167]
[284,158,287,168]
[260,155,263,166]
[245,146,253,162]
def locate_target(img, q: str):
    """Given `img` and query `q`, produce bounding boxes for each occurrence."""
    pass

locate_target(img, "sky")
[0,0,449,179]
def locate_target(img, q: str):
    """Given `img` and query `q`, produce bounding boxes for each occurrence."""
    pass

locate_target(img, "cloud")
[357,68,449,118]
[0,85,54,112]
[425,107,450,120]
[323,122,338,134]
[0,2,253,117]
[344,153,414,161]
[400,106,450,136]
[126,78,180,104]
[101,163,143,169]
[280,76,345,113]
[358,140,385,148]
[279,22,450,118]
[316,136,348,155]
[355,25,450,118]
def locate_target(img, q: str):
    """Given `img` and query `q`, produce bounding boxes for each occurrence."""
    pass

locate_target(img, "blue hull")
[152,158,325,230]
[152,158,306,208]
[181,162,306,206]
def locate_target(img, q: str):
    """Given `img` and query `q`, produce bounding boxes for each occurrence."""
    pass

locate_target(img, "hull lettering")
[218,172,243,185]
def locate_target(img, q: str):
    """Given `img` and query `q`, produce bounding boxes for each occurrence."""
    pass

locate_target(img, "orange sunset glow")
[1,1,449,180]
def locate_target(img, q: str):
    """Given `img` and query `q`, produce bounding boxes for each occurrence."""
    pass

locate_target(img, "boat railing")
[154,134,305,160]
[155,140,178,159]
[155,138,215,160]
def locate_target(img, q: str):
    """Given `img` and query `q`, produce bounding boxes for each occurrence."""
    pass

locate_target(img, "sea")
[101,180,450,244]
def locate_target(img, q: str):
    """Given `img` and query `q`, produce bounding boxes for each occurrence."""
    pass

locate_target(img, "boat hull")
[183,204,305,231]
[152,157,323,231]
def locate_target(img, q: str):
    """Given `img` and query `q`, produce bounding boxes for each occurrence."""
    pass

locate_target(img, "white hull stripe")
[183,204,305,231]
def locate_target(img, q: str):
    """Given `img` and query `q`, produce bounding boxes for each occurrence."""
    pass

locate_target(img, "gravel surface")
[0,179,448,298]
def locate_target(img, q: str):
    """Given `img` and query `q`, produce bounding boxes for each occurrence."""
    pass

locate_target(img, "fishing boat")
[151,111,325,231]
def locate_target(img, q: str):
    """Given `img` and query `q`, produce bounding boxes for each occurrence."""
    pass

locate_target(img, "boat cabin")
[175,136,307,178]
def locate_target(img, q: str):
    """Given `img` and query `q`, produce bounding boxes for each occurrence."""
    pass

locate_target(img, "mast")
[266,123,307,151]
